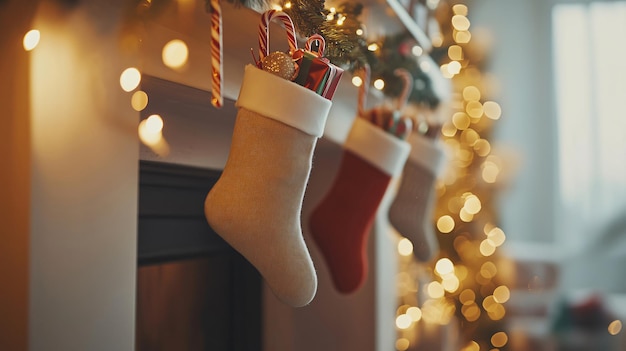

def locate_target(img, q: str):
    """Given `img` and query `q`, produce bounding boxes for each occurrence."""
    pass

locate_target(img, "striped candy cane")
[258,10,298,62]
[210,0,223,108]
[394,68,413,111]
[357,64,371,117]
[305,34,326,56]
[389,68,414,139]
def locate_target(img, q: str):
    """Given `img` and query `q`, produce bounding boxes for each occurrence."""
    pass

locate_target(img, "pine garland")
[372,31,440,108]
[281,0,366,70]
[279,1,438,108]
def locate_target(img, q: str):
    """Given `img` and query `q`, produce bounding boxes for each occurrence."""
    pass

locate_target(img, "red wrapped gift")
[293,35,344,100]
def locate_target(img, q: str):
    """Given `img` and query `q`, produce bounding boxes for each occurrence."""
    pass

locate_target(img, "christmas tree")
[392,3,512,351]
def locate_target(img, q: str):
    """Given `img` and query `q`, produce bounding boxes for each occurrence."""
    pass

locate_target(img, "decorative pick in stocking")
[309,66,411,294]
[388,129,446,262]
[204,11,334,307]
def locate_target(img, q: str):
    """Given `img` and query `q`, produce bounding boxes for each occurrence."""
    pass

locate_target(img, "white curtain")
[552,2,626,292]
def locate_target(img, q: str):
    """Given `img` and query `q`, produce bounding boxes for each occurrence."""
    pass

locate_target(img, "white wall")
[28,2,139,350]
[466,0,559,245]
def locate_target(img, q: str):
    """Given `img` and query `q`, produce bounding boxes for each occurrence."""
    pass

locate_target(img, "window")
[552,2,626,271]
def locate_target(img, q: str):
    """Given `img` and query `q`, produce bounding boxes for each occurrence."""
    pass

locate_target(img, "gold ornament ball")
[261,51,296,80]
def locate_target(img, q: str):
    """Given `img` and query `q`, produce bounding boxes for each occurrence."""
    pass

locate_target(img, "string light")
[326,7,336,21]
[609,320,623,335]
[441,121,458,137]
[491,332,508,348]
[479,239,496,256]
[461,129,480,146]
[452,4,468,16]
[426,0,439,10]
[23,29,40,51]
[474,139,491,157]
[120,67,141,92]
[145,114,164,134]
[373,79,385,90]
[454,30,472,44]
[462,303,481,322]
[448,45,464,61]
[493,285,510,303]
[452,112,471,130]
[406,307,422,321]
[440,64,454,79]
[398,238,414,256]
[459,289,476,305]
[162,39,189,69]
[463,86,481,101]
[483,101,502,119]
[395,338,410,351]
[482,160,500,183]
[436,215,455,233]
[442,275,460,292]
[463,194,482,215]
[447,61,462,75]
[427,281,445,298]
[466,101,484,118]
[138,114,169,157]
[480,261,497,279]
[412,45,424,56]
[451,15,471,31]
[131,91,149,111]
[395,314,412,329]
[435,258,455,275]
[462,341,480,351]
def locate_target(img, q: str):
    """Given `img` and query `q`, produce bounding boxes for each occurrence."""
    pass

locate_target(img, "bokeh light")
[131,91,149,111]
[483,101,502,120]
[398,238,414,256]
[463,86,481,101]
[373,78,385,90]
[23,29,40,51]
[406,307,422,321]
[491,332,508,348]
[395,314,412,329]
[493,285,510,303]
[120,67,141,92]
[437,215,455,233]
[435,258,455,275]
[427,281,445,298]
[162,39,189,69]
[609,320,623,335]
[395,338,410,351]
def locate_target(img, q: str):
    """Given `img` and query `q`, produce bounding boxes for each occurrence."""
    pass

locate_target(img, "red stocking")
[309,118,410,293]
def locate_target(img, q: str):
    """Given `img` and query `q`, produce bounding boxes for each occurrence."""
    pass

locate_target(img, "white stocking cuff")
[236,64,332,138]
[344,117,411,176]
[407,132,446,176]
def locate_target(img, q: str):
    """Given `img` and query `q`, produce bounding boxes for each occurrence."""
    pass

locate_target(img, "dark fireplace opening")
[136,160,262,351]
